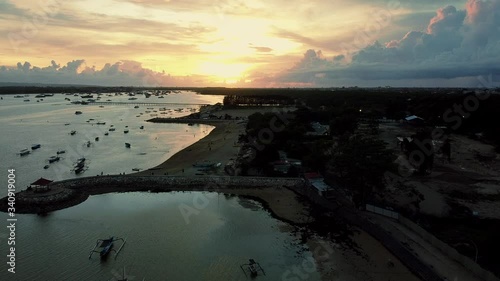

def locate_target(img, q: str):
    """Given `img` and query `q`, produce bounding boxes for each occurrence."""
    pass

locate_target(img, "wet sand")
[2,108,423,281]
[136,119,244,176]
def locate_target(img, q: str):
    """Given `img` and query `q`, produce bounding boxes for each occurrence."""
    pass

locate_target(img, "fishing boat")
[125,143,131,148]
[124,129,129,134]
[88,236,126,260]
[43,165,49,169]
[81,94,93,98]
[31,144,41,149]
[74,166,85,174]
[134,105,139,108]
[48,156,60,163]
[57,150,66,154]
[193,161,216,168]
[240,259,265,277]
[95,137,99,141]
[139,126,144,129]
[19,149,30,156]
[104,132,109,136]
[96,121,106,125]
[75,111,83,115]
[109,128,116,131]
[70,130,77,135]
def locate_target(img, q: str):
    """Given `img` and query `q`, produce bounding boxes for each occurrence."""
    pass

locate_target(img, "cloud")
[0,59,217,86]
[249,45,273,53]
[276,0,500,87]
[0,0,26,17]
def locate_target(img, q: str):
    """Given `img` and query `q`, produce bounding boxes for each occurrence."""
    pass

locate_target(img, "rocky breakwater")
[0,185,86,214]
[0,175,305,214]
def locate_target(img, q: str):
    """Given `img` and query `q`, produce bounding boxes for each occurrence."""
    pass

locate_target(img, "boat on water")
[75,157,86,166]
[43,165,49,169]
[124,129,129,134]
[96,121,106,125]
[134,105,139,109]
[48,156,60,163]
[75,111,83,115]
[74,166,85,174]
[104,132,109,136]
[128,97,137,100]
[81,94,93,98]
[70,130,77,135]
[57,150,66,154]
[95,137,99,141]
[193,162,216,168]
[24,99,30,102]
[88,236,126,260]
[31,144,41,150]
[240,259,265,277]
[19,149,30,156]
[125,143,131,148]
[132,168,141,171]
[139,125,144,129]
[109,128,116,131]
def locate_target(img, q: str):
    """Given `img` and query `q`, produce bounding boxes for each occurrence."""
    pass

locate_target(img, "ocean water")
[0,192,319,281]
[0,91,222,189]
[0,92,322,281]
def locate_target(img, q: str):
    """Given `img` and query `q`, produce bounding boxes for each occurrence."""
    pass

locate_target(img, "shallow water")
[0,92,222,189]
[0,192,320,281]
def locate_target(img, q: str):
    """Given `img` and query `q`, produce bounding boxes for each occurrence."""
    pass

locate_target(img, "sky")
[0,0,499,87]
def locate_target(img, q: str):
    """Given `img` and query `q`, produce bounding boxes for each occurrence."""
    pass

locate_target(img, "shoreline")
[137,117,243,176]
[1,112,425,281]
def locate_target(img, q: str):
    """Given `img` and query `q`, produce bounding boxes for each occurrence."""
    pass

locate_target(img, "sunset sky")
[1,0,499,87]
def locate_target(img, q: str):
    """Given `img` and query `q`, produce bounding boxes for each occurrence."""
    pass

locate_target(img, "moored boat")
[48,156,60,163]
[31,144,41,149]
[19,149,30,156]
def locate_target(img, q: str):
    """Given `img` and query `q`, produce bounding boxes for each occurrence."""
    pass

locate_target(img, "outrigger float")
[240,259,265,278]
[88,236,126,260]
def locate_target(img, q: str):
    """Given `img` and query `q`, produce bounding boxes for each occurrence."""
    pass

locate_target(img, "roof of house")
[404,115,424,121]
[311,179,330,192]
[30,178,53,186]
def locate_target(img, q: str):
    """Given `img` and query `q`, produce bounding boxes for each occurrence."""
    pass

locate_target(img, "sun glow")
[198,62,250,81]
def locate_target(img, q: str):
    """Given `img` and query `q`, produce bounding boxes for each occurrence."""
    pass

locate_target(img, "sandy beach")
[0,107,423,281]
[136,119,244,176]
[130,108,424,281]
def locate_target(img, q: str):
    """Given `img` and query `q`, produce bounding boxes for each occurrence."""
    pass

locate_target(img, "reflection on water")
[0,192,320,281]
[0,92,222,189]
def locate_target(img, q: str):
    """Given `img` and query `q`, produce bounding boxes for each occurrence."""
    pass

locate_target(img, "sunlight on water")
[0,91,222,189]
[0,192,319,281]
